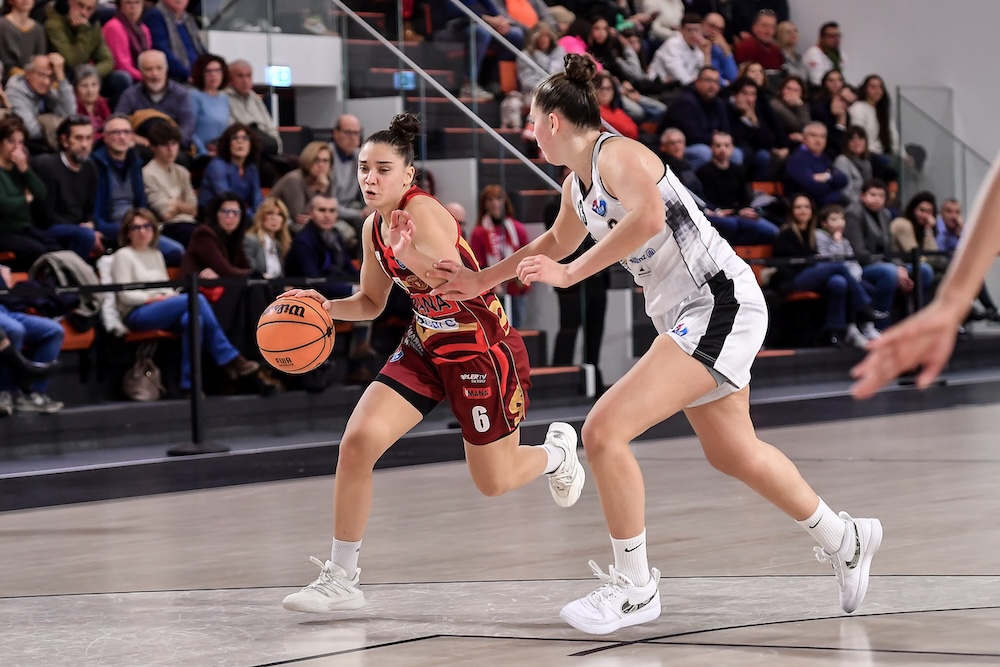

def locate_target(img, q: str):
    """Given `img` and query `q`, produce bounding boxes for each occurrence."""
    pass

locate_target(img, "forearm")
[326,290,387,322]
[479,228,575,289]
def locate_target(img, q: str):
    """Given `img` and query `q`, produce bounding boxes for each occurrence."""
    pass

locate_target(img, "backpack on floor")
[28,250,101,332]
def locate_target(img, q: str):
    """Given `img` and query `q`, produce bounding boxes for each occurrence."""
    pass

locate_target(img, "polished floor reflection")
[4,403,1000,666]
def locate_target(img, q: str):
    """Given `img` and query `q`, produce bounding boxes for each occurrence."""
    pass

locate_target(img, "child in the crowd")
[815,204,882,341]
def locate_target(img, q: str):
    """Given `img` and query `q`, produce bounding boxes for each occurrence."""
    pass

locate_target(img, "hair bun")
[389,112,420,143]
[563,53,597,85]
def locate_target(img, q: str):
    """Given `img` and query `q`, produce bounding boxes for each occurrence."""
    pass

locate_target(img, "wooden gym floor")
[4,403,1000,666]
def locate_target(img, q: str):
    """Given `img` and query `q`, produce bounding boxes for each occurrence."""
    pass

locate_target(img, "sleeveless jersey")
[570,133,749,317]
[371,185,512,363]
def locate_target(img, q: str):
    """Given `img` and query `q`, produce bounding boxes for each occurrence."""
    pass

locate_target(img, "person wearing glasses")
[92,113,184,263]
[269,141,336,234]
[733,8,784,72]
[112,207,259,396]
[197,122,262,218]
[330,113,371,234]
[5,53,74,154]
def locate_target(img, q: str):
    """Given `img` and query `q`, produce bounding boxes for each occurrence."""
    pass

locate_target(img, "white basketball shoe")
[545,422,585,507]
[560,560,661,634]
[282,557,365,613]
[814,512,883,613]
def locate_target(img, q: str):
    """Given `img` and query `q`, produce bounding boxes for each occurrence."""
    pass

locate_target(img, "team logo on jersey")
[607,218,618,229]
[404,274,430,291]
[671,322,688,337]
[592,198,607,216]
[389,348,404,362]
[460,373,488,384]
[463,387,492,399]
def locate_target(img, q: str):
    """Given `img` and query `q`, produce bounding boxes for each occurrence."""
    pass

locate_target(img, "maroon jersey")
[372,185,513,363]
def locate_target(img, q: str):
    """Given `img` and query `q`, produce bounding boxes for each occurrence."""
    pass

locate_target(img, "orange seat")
[124,329,177,343]
[733,244,772,285]
[785,291,822,302]
[498,61,518,94]
[0,251,15,263]
[60,319,95,351]
[752,181,784,196]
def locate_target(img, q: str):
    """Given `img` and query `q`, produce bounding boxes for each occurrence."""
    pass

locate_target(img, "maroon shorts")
[376,331,532,446]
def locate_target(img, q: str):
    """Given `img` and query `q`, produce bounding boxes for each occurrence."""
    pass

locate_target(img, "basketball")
[256,297,335,374]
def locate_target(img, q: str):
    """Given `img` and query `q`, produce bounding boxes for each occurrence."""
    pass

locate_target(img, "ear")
[548,111,560,133]
[405,164,416,186]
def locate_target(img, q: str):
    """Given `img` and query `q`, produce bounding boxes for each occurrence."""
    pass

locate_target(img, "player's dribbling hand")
[850,300,963,399]
[278,288,328,307]
[426,259,483,300]
[517,254,571,288]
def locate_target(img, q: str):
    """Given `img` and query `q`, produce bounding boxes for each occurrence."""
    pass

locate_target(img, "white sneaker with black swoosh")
[545,422,585,508]
[559,560,661,634]
[814,512,883,613]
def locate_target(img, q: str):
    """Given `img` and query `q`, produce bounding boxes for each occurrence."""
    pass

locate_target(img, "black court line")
[568,604,1000,656]
[249,635,443,666]
[654,641,1000,660]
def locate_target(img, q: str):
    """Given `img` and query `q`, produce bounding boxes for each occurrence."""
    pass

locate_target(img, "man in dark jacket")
[843,178,904,326]
[660,66,734,171]
[783,121,847,205]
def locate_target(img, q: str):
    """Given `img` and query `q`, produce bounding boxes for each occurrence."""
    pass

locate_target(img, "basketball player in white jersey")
[427,54,883,635]
[853,148,1000,398]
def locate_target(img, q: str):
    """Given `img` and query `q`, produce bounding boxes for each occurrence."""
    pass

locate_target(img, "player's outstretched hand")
[427,259,485,300]
[278,288,329,307]
[387,209,415,257]
[851,300,963,399]
[517,254,571,288]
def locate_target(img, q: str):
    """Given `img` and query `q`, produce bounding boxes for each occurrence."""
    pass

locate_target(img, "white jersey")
[570,133,750,318]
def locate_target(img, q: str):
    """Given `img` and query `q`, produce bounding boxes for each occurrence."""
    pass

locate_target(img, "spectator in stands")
[0,116,57,269]
[243,197,291,279]
[45,0,131,107]
[115,49,195,151]
[783,121,847,205]
[518,22,565,111]
[198,122,262,218]
[330,113,371,233]
[697,130,778,244]
[733,8,782,71]
[269,140,335,234]
[31,115,99,260]
[445,201,468,237]
[728,0,789,41]
[284,193,373,383]
[775,20,807,82]
[658,127,705,199]
[849,74,898,166]
[700,12,737,86]
[143,0,205,84]
[73,63,110,137]
[558,17,590,57]
[225,59,283,167]
[733,60,768,96]
[6,53,74,154]
[142,120,197,246]
[112,207,259,396]
[0,263,64,414]
[935,197,1000,321]
[0,0,46,84]
[843,178,906,327]
[594,71,638,139]
[431,0,522,101]
[469,184,531,328]
[815,204,883,341]
[189,53,229,159]
[643,0,685,43]
[725,76,785,180]
[660,65,734,171]
[647,12,705,87]
[771,194,874,349]
[832,126,896,204]
[803,21,847,88]
[101,0,150,85]
[495,0,559,35]
[810,69,854,158]
[769,74,809,146]
[92,113,184,263]
[890,191,942,301]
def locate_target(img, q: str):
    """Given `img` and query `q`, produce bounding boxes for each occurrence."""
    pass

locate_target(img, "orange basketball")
[256,297,335,374]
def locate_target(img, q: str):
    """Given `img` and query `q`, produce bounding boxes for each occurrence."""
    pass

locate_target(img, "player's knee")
[337,432,381,471]
[470,473,509,497]
[580,418,618,459]
[705,440,760,479]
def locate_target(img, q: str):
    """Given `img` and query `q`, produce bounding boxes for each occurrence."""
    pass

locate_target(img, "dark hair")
[818,203,845,226]
[205,193,249,257]
[903,190,937,244]
[56,115,93,143]
[147,120,181,147]
[820,21,840,36]
[681,12,703,25]
[731,76,758,95]
[533,53,601,131]
[216,122,259,164]
[859,74,892,155]
[861,178,887,195]
[119,207,161,248]
[0,115,25,143]
[842,125,869,157]
[190,53,229,91]
[364,112,419,167]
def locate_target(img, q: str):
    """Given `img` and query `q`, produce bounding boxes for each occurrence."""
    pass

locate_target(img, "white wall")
[791,0,999,159]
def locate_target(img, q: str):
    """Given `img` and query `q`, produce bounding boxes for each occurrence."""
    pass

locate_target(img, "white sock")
[540,442,564,474]
[611,530,650,587]
[797,498,846,554]
[331,538,362,578]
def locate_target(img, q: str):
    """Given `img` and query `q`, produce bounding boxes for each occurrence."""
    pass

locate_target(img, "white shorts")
[650,268,768,408]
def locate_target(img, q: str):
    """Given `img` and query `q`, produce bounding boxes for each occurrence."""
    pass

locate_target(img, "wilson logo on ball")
[266,303,306,318]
